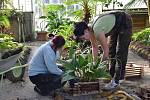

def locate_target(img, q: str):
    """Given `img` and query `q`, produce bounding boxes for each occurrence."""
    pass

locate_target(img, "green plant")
[0,15,10,33]
[132,28,150,46]
[0,9,22,33]
[43,4,65,15]
[60,47,110,83]
[0,33,13,41]
[0,34,22,50]
[40,11,63,33]
[40,9,76,47]
[56,23,76,48]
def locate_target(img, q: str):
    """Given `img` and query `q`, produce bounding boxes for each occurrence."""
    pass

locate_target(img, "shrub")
[132,28,150,46]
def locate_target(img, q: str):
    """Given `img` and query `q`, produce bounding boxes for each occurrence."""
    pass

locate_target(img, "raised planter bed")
[63,79,107,96]
[71,81,99,96]
[129,41,150,60]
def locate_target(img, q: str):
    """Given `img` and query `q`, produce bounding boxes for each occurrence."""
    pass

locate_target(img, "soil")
[0,41,149,100]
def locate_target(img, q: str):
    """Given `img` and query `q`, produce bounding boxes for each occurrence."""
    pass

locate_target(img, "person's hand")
[101,54,108,62]
[61,48,69,58]
[57,46,64,54]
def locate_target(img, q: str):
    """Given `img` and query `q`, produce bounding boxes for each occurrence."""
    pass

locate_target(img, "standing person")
[28,35,65,96]
[73,11,132,90]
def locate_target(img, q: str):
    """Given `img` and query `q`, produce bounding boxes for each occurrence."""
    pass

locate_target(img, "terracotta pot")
[36,31,48,41]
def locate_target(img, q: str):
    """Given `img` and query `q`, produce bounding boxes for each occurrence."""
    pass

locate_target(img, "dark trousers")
[29,73,62,95]
[109,12,132,84]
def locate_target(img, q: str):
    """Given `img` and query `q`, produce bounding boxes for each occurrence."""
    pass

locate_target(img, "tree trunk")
[148,0,150,24]
[82,1,91,24]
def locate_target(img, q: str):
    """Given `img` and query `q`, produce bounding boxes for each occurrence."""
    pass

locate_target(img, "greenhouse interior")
[0,0,150,100]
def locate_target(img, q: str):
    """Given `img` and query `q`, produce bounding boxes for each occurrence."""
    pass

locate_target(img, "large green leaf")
[62,73,76,83]
[60,59,75,71]
[69,47,75,59]
[78,54,86,67]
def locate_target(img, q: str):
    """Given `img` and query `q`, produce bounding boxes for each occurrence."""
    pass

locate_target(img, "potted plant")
[60,47,110,95]
[36,20,48,41]
[36,11,63,41]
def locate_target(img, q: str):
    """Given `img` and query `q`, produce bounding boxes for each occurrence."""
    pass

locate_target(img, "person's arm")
[90,32,99,62]
[57,47,64,58]
[98,32,109,61]
[91,41,99,62]
[43,47,63,75]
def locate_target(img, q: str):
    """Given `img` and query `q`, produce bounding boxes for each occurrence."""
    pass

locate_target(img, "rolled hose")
[107,90,135,100]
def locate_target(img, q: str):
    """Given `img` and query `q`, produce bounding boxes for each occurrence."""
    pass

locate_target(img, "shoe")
[34,86,42,94]
[34,86,48,96]
[104,80,119,90]
[119,79,125,84]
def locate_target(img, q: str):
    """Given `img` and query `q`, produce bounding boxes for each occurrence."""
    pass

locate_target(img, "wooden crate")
[125,62,144,78]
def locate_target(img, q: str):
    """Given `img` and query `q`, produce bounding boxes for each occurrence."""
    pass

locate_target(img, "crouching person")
[28,35,65,96]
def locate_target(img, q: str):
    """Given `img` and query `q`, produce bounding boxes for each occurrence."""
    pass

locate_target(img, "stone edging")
[129,41,150,60]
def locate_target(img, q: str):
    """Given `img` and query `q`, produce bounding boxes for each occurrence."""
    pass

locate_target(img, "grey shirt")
[92,14,116,39]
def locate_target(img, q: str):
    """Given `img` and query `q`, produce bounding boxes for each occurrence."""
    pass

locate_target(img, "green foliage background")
[132,28,150,46]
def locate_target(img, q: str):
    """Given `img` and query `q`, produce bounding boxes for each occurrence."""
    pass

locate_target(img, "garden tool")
[107,90,135,100]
